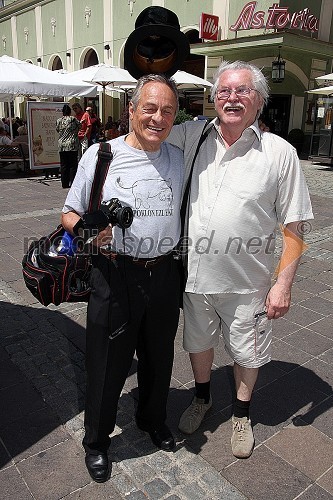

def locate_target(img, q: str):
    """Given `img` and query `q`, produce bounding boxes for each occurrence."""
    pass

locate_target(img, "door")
[264,95,291,139]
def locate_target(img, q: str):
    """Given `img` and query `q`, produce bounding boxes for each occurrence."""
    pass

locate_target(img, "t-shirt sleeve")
[62,144,99,215]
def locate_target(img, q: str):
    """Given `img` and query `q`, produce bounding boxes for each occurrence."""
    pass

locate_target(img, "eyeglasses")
[216,86,257,100]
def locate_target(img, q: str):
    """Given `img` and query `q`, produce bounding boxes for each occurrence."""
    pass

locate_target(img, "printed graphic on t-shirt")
[116,177,173,214]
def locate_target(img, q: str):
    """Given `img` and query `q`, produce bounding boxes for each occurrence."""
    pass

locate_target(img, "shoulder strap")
[180,121,213,229]
[88,142,113,213]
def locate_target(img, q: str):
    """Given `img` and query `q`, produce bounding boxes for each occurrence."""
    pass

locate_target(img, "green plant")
[174,108,193,124]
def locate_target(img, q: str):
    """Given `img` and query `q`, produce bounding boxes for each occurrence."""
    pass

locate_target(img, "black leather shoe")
[85,452,111,483]
[137,421,175,451]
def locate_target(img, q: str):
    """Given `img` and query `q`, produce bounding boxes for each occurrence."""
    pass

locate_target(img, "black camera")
[101,198,134,229]
[82,198,133,231]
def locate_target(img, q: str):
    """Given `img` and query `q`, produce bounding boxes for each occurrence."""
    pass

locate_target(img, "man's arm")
[265,221,306,319]
[61,211,113,248]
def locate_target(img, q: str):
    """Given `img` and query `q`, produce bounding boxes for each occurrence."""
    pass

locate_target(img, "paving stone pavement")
[0,161,332,500]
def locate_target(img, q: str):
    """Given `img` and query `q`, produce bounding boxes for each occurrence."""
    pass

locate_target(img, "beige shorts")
[183,290,272,368]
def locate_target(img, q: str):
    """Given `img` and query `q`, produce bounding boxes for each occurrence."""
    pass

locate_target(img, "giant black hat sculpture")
[124,6,190,79]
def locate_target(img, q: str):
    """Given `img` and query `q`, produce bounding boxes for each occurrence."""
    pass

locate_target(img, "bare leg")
[233,363,259,401]
[189,348,214,383]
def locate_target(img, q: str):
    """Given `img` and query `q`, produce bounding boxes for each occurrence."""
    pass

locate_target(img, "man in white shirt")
[167,60,313,459]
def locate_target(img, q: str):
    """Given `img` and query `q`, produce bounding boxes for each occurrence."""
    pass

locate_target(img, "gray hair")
[130,74,179,113]
[211,60,269,113]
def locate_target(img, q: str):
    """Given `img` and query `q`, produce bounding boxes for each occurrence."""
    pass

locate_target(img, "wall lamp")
[37,57,42,63]
[104,44,110,50]
[272,46,285,83]
[66,52,71,57]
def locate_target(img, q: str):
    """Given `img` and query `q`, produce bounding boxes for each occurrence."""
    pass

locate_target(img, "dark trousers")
[59,150,78,188]
[82,253,180,454]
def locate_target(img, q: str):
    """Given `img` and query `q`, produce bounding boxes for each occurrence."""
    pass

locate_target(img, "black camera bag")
[22,142,113,306]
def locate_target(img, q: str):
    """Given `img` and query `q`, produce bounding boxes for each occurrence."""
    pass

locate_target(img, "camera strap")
[88,142,113,213]
[180,121,213,231]
[179,121,213,251]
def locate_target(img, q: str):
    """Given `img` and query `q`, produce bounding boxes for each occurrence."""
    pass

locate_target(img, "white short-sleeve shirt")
[168,119,314,294]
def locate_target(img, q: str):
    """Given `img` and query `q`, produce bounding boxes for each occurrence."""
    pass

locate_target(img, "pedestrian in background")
[56,104,81,188]
[78,106,92,157]
[72,103,84,121]
[86,106,101,146]
[12,125,29,157]
[105,122,119,140]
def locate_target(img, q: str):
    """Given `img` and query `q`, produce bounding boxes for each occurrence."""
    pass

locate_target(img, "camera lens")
[117,206,133,229]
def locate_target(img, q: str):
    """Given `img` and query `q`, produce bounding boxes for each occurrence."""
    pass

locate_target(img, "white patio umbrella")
[0,55,97,98]
[68,64,137,125]
[307,86,333,95]
[116,71,213,109]
[316,73,333,82]
[70,64,136,86]
[117,71,213,91]
[58,70,126,97]
[172,70,213,89]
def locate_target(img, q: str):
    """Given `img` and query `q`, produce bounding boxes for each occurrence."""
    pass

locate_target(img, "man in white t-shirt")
[167,61,313,459]
[62,74,183,483]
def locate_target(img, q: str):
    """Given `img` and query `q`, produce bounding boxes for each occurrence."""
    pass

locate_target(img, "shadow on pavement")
[0,300,86,469]
[163,361,333,458]
[1,298,332,469]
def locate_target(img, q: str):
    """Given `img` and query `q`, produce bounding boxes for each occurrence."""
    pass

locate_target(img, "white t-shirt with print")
[63,135,184,258]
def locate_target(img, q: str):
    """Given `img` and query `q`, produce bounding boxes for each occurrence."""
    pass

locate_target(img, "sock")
[195,381,211,404]
[233,398,250,419]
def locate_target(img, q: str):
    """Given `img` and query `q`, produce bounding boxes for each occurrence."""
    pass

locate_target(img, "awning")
[190,31,333,59]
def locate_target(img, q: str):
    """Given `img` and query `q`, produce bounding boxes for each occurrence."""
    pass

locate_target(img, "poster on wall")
[26,101,63,170]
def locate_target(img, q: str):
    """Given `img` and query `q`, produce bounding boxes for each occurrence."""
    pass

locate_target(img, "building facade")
[1,0,333,154]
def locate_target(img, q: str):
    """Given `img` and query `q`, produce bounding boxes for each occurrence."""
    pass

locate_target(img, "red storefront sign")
[230,2,319,32]
[200,13,219,41]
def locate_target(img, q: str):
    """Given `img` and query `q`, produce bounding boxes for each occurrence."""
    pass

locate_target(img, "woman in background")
[56,104,81,188]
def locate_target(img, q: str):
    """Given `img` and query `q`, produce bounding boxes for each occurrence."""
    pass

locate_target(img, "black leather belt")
[101,250,170,268]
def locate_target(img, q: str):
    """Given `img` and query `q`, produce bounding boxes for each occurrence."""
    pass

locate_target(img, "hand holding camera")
[82,198,133,231]
[73,198,134,246]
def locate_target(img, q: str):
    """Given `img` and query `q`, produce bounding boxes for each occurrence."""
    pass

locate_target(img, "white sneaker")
[178,396,212,434]
[231,416,254,458]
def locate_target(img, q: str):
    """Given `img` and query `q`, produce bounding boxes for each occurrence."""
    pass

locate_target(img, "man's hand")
[265,282,291,319]
[91,224,113,248]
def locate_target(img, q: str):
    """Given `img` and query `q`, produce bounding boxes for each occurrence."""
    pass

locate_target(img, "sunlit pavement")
[0,160,332,499]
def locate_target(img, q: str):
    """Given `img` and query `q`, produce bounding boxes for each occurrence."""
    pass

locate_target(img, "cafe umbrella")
[68,64,137,126]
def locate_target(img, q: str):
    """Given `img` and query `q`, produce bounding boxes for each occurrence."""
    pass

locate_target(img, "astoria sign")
[230,2,319,33]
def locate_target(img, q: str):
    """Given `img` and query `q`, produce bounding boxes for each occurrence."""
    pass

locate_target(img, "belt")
[101,250,170,268]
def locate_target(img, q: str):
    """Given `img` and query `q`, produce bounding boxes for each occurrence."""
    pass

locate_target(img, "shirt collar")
[213,117,262,141]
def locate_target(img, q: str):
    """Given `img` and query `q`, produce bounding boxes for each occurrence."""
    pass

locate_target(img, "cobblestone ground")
[0,175,246,499]
[0,160,332,499]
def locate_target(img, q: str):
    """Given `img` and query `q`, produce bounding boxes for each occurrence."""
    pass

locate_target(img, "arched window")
[52,56,63,71]
[83,49,98,68]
